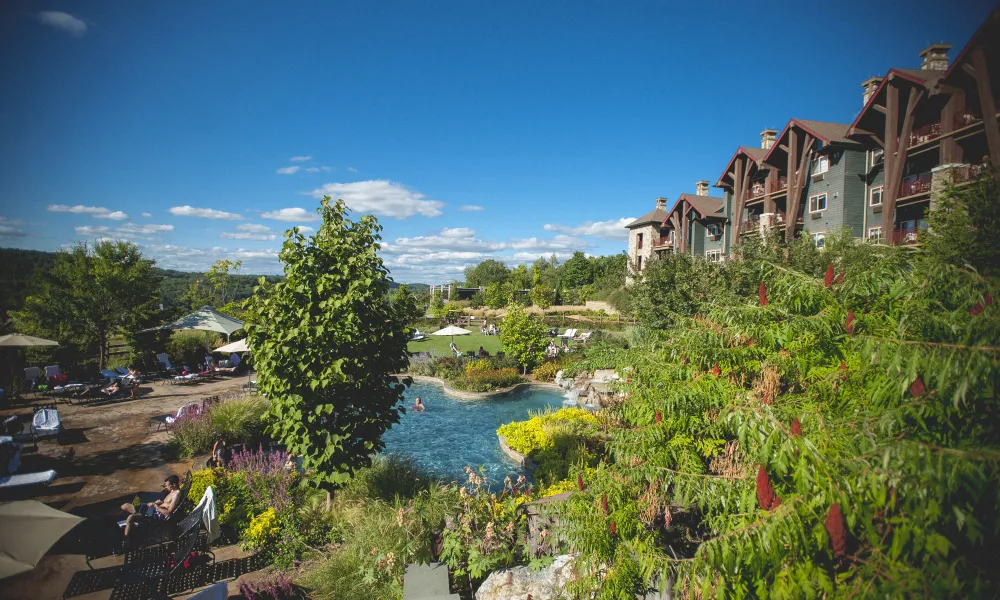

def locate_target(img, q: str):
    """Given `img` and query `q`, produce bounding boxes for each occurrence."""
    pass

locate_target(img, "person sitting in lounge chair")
[120,474,181,538]
[488,324,496,336]
[561,341,571,353]
[478,346,488,358]
[450,342,461,357]
[230,353,241,368]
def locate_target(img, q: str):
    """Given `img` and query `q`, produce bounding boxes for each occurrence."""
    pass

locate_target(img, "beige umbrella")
[0,334,58,347]
[214,338,248,353]
[430,325,472,338]
[0,501,83,579]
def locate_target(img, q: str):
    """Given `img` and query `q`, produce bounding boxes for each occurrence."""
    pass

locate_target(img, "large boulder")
[475,554,576,600]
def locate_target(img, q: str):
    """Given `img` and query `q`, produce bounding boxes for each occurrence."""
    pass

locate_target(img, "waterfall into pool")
[381,381,564,485]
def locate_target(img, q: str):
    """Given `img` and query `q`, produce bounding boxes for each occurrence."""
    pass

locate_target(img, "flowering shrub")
[170,394,268,457]
[239,572,299,600]
[451,367,522,392]
[229,444,294,512]
[440,468,533,584]
[497,408,599,455]
[531,360,561,382]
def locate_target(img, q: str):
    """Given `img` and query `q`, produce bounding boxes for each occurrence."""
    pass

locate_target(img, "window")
[707,224,721,240]
[812,156,829,175]
[809,193,827,213]
[636,255,642,272]
[870,185,883,207]
[636,232,643,249]
[872,148,884,166]
[867,226,882,242]
[813,232,826,249]
[706,250,722,262]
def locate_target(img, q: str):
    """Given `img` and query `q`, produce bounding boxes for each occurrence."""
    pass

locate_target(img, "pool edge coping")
[400,374,564,400]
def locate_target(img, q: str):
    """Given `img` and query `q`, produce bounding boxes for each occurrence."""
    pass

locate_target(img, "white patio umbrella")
[214,338,248,353]
[0,334,58,347]
[153,305,245,341]
[430,325,472,338]
[0,501,83,579]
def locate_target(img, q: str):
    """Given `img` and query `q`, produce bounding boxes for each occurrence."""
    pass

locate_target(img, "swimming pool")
[381,381,565,485]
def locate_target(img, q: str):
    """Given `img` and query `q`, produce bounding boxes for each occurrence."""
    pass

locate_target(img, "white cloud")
[0,224,28,238]
[38,11,87,36]
[440,227,476,238]
[94,210,129,221]
[309,180,444,219]
[305,166,333,173]
[47,204,128,220]
[169,205,242,220]
[141,212,152,218]
[116,223,174,235]
[295,226,315,234]
[289,156,312,162]
[236,223,271,233]
[459,205,485,211]
[261,207,319,222]
[276,166,301,175]
[221,232,277,241]
[232,248,279,260]
[346,167,358,173]
[75,225,110,236]
[543,218,637,240]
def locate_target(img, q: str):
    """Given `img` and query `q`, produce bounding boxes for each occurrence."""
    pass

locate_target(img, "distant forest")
[0,247,427,326]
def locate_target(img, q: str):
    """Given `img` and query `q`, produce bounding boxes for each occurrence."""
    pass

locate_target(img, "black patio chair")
[110,519,215,600]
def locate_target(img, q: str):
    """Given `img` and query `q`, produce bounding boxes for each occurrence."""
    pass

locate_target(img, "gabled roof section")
[679,194,725,219]
[763,119,858,167]
[941,6,1000,83]
[715,146,768,189]
[848,69,939,139]
[626,206,669,229]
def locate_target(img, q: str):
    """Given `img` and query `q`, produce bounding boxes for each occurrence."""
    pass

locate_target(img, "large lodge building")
[627,8,999,279]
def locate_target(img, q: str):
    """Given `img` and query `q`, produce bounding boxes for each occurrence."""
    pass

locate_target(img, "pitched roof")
[627,206,669,229]
[715,146,768,188]
[680,194,725,219]
[848,68,945,137]
[764,119,859,166]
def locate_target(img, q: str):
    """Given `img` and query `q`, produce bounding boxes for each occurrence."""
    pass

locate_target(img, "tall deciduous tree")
[13,241,161,370]
[244,197,412,486]
[207,259,243,306]
[465,259,511,288]
[563,251,593,288]
[498,303,549,374]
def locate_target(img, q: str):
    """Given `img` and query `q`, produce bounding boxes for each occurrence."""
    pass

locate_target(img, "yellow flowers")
[497,407,599,455]
[242,507,280,550]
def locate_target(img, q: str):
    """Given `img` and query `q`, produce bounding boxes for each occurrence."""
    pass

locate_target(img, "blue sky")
[0,0,993,282]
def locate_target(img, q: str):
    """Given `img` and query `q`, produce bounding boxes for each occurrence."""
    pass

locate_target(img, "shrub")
[498,407,599,455]
[532,361,561,382]
[209,395,268,444]
[243,507,280,551]
[188,468,220,504]
[229,444,294,512]
[170,411,215,457]
[451,367,522,392]
[166,332,215,371]
[239,572,300,600]
[340,454,432,503]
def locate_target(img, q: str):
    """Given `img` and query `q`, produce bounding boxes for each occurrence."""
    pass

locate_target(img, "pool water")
[381,382,565,485]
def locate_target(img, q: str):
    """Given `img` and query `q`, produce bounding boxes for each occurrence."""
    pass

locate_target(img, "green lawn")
[407,331,504,356]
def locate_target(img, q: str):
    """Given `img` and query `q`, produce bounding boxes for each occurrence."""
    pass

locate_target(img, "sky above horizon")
[0,0,993,282]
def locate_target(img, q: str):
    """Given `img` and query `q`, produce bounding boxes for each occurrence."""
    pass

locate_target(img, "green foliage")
[464,259,511,288]
[451,366,522,392]
[166,331,216,371]
[544,173,1000,598]
[244,198,412,486]
[508,264,531,290]
[12,240,162,371]
[531,360,562,382]
[498,303,549,372]
[629,252,717,329]
[243,507,281,551]
[206,259,243,306]
[390,285,422,324]
[531,284,555,309]
[485,282,515,309]
[338,454,432,503]
[170,394,269,457]
[919,166,1000,273]
[188,468,220,504]
[429,290,445,318]
[563,251,594,288]
[497,407,599,455]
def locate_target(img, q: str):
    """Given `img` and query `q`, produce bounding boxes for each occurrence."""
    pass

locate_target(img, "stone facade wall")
[626,223,657,284]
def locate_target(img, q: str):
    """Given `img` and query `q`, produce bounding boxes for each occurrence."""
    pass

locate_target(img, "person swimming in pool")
[413,397,425,411]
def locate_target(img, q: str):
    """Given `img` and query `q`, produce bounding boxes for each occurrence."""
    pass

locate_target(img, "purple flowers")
[240,572,295,600]
[230,444,293,512]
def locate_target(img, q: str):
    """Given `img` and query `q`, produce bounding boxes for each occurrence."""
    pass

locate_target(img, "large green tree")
[244,197,412,486]
[464,259,510,288]
[13,241,161,370]
[498,303,549,374]
[562,251,594,288]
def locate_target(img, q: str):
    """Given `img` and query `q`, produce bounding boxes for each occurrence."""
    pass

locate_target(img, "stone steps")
[402,562,459,600]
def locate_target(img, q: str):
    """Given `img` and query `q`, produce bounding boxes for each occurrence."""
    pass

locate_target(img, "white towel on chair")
[191,485,220,543]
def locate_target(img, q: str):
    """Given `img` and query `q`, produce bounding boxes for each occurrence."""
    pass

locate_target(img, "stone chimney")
[919,43,951,71]
[695,180,709,197]
[760,129,777,150]
[862,76,883,106]
[656,197,668,210]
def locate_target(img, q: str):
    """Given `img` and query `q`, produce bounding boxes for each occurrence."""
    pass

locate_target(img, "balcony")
[908,110,985,146]
[652,235,674,248]
[768,177,788,195]
[900,172,932,198]
[951,162,988,184]
[891,228,924,246]
[747,182,767,200]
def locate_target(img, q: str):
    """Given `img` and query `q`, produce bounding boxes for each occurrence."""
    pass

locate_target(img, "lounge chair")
[32,408,63,441]
[411,329,426,341]
[0,469,57,489]
[573,331,593,343]
[44,365,60,380]
[156,353,181,378]
[558,328,578,339]
[165,403,199,426]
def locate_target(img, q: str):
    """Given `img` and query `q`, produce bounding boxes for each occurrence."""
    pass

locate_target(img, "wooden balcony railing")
[652,235,674,247]
[748,182,766,200]
[891,228,923,246]
[951,162,987,184]
[908,110,985,145]
[900,172,932,198]
[768,177,788,194]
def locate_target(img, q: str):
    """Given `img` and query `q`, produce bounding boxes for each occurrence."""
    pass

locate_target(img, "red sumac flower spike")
[790,418,802,437]
[824,263,835,288]
[609,520,617,537]
[836,271,845,284]
[655,410,662,424]
[663,507,672,528]
[845,310,855,335]
[601,493,608,515]
[825,503,847,559]
[712,364,721,377]
[681,356,689,365]
[759,283,768,306]
[970,302,984,316]
[748,339,755,347]
[910,376,926,397]
[756,466,777,511]
[577,473,584,491]
[984,293,993,307]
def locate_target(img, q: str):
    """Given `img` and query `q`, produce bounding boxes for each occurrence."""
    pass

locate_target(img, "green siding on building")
[865,152,886,239]
[799,147,868,240]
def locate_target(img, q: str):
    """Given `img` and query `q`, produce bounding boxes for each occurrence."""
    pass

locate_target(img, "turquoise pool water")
[381,381,565,485]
